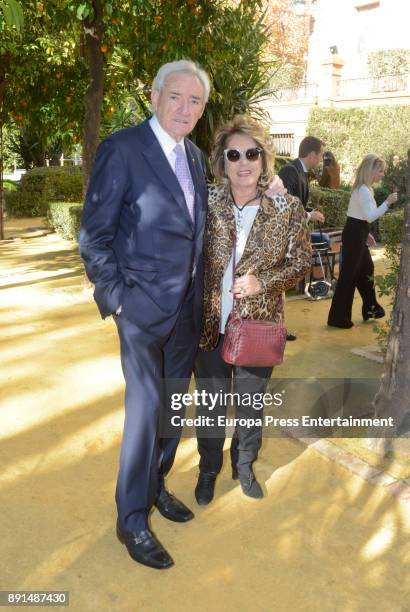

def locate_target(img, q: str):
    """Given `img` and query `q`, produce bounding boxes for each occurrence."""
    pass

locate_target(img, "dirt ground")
[1,218,409,611]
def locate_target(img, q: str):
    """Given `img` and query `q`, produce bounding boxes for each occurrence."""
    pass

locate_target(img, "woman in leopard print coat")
[194,115,311,504]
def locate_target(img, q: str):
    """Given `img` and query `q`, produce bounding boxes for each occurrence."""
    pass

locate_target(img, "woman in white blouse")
[328,154,397,328]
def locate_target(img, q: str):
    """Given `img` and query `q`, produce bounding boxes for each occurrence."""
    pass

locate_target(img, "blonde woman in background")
[328,154,398,329]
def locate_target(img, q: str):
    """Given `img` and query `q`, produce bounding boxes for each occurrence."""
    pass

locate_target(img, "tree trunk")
[372,148,410,440]
[0,54,11,241]
[82,0,104,196]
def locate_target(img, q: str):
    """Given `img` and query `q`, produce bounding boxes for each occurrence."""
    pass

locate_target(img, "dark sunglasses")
[223,147,263,163]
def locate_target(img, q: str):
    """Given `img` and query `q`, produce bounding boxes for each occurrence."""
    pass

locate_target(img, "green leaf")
[76,3,87,20]
[1,0,24,32]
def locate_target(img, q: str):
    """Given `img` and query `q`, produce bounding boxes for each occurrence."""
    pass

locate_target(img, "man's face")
[306,145,324,170]
[151,72,206,141]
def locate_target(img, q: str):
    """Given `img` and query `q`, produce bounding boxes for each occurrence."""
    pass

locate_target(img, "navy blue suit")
[279,159,309,209]
[80,120,207,531]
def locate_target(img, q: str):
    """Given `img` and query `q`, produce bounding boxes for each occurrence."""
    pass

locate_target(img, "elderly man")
[80,60,209,569]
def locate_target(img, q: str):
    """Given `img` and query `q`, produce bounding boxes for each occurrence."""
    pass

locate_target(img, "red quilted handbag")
[222,311,287,367]
[221,231,287,367]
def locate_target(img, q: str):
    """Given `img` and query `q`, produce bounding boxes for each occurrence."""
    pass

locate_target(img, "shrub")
[308,185,351,229]
[367,49,410,77]
[274,155,292,173]
[47,201,83,241]
[374,209,404,351]
[382,154,407,206]
[3,180,18,191]
[4,166,82,217]
[307,105,410,182]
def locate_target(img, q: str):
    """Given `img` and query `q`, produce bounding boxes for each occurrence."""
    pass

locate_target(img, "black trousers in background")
[194,334,273,475]
[328,216,380,326]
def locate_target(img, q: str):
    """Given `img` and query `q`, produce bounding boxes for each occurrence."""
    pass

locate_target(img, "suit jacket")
[79,119,208,337]
[279,159,309,208]
[199,184,312,351]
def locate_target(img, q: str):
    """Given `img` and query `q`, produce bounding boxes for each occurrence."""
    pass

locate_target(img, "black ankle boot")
[237,467,263,499]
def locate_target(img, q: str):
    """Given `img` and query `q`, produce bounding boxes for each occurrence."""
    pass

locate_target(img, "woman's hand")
[231,274,262,298]
[366,233,376,248]
[386,191,398,207]
[264,175,287,198]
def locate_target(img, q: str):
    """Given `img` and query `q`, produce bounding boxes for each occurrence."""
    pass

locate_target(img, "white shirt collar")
[149,115,183,159]
[298,158,308,173]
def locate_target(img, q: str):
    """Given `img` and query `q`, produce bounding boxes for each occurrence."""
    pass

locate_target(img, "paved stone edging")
[294,436,410,503]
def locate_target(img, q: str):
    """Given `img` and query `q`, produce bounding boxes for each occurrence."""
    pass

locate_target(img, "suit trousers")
[328,217,378,326]
[194,334,273,475]
[114,283,198,532]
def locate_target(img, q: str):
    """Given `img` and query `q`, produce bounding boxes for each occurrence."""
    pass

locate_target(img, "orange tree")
[123,0,276,158]
[1,1,87,166]
[2,0,275,186]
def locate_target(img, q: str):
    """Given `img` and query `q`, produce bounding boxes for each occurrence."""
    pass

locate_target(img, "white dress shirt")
[149,115,180,169]
[220,204,260,333]
[149,115,195,217]
[347,185,388,223]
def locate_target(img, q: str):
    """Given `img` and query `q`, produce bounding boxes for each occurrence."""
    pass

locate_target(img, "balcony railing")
[336,74,410,98]
[263,82,318,102]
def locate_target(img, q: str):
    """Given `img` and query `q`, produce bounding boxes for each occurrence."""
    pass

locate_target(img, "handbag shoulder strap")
[230,228,242,320]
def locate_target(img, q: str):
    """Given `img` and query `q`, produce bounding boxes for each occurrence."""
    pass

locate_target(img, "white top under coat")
[220,204,260,333]
[347,184,388,223]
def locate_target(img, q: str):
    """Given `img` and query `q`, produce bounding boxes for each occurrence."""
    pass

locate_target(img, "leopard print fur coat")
[199,183,312,351]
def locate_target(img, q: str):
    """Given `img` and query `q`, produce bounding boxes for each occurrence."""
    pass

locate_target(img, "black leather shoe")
[362,304,385,321]
[116,520,173,569]
[286,332,297,341]
[195,472,217,506]
[155,489,194,522]
[238,468,264,499]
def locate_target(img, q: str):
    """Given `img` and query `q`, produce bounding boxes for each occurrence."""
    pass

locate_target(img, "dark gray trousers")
[194,334,273,474]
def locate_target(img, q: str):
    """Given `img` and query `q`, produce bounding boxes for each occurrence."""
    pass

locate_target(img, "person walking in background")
[319,151,341,190]
[278,135,326,340]
[327,154,398,329]
[80,60,210,570]
[194,115,311,505]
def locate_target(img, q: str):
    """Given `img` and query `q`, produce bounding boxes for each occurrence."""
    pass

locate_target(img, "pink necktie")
[174,143,195,223]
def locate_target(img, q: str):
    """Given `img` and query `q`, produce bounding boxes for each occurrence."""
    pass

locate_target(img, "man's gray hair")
[152,59,210,103]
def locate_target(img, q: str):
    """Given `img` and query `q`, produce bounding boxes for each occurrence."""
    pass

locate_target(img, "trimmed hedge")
[4,166,82,217]
[47,201,83,241]
[378,208,405,248]
[274,155,292,173]
[308,185,350,229]
[4,180,18,191]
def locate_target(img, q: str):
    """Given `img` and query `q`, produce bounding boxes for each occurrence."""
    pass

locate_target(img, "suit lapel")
[141,123,194,230]
[185,139,207,235]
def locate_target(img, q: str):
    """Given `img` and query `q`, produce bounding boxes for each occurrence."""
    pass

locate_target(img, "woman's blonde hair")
[352,154,386,190]
[211,114,275,187]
